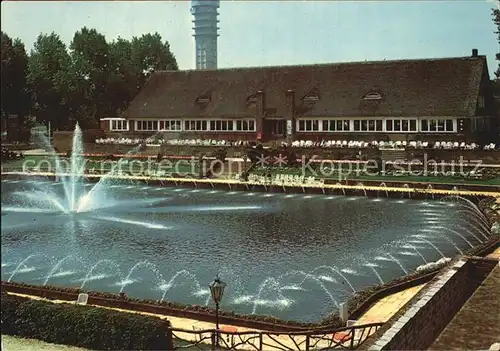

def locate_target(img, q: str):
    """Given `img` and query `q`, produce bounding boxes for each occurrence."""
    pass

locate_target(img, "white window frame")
[159,120,182,131]
[419,118,457,133]
[135,120,158,131]
[235,119,256,132]
[296,119,320,132]
[109,119,129,131]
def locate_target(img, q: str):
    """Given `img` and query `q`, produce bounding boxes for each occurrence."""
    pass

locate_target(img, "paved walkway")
[354,284,426,325]
[487,246,500,260]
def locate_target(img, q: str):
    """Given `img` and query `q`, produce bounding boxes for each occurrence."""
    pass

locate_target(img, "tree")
[131,33,178,88]
[69,27,111,128]
[27,33,72,130]
[1,32,29,121]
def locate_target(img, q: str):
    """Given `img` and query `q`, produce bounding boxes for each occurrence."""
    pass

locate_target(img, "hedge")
[1,292,173,350]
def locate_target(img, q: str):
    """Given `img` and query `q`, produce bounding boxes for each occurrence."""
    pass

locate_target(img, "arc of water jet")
[423,227,474,248]
[119,261,166,293]
[80,259,124,289]
[442,196,490,228]
[251,278,290,315]
[435,234,464,255]
[404,245,427,263]
[421,213,490,240]
[44,255,85,286]
[412,237,446,258]
[302,265,356,292]
[362,262,384,284]
[387,254,408,274]
[159,270,203,302]
[8,254,52,282]
[278,270,340,307]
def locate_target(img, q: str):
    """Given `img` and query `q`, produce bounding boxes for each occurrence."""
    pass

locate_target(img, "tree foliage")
[0,28,178,130]
[1,32,29,121]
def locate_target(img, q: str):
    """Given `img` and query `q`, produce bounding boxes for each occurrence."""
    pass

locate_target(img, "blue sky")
[1,1,499,76]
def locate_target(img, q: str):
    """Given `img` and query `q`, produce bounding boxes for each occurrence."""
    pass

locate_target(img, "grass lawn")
[1,335,90,351]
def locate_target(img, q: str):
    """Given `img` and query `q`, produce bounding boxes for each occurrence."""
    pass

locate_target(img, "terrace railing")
[171,322,383,350]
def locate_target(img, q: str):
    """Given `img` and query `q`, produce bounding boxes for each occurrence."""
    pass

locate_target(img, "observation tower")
[191,0,220,70]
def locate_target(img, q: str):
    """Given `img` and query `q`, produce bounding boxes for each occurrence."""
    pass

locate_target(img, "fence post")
[305,334,310,350]
[350,328,355,350]
[259,333,263,351]
[211,332,216,350]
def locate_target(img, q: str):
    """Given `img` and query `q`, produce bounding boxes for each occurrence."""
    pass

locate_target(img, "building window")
[236,120,256,132]
[110,120,129,131]
[384,119,418,132]
[136,120,158,131]
[420,118,456,133]
[159,120,182,131]
[297,119,320,132]
[184,120,208,131]
[209,120,236,131]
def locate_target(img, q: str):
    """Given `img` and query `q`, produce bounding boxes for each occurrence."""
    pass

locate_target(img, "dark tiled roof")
[123,56,487,119]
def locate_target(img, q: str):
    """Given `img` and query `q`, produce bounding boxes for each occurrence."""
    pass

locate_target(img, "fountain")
[379,182,389,198]
[303,265,356,293]
[426,184,435,199]
[375,255,408,274]
[356,182,367,197]
[401,245,427,263]
[421,227,475,248]
[363,262,384,284]
[159,270,204,302]
[7,253,53,282]
[409,236,446,258]
[119,261,167,293]
[402,184,411,199]
[0,123,490,322]
[80,259,125,289]
[43,255,86,286]
[335,183,346,196]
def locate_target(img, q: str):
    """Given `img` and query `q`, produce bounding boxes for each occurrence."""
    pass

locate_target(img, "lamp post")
[209,275,226,348]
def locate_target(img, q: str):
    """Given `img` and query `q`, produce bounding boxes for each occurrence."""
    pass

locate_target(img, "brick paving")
[354,284,426,326]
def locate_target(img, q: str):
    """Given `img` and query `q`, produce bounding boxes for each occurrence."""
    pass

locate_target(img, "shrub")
[1,292,173,350]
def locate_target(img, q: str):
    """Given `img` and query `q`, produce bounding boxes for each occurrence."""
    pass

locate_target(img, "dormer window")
[363,92,383,101]
[302,88,320,104]
[247,94,257,103]
[195,96,211,104]
[303,95,319,102]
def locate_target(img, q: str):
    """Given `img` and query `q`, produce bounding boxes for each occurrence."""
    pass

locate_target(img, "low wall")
[361,257,499,350]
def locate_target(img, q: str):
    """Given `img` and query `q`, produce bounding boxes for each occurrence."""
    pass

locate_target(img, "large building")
[100,50,496,143]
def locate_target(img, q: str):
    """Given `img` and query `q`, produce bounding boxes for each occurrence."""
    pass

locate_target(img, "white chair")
[76,293,89,305]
